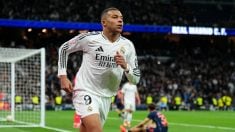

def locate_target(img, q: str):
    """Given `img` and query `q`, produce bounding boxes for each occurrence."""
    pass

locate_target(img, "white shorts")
[73,90,112,126]
[124,102,136,111]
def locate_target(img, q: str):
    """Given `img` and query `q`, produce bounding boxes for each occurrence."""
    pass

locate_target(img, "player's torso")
[123,83,136,102]
[86,39,119,69]
[76,32,131,96]
[124,84,136,95]
[82,32,130,70]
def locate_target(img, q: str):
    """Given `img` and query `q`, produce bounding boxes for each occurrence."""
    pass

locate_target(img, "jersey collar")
[101,32,121,43]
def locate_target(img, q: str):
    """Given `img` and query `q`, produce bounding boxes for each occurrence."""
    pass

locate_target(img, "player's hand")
[114,51,127,69]
[59,75,73,93]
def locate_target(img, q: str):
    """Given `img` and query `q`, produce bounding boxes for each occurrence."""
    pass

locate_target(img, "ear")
[101,20,106,26]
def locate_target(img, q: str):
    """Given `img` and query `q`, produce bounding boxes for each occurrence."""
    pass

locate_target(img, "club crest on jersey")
[119,46,126,54]
[87,106,93,112]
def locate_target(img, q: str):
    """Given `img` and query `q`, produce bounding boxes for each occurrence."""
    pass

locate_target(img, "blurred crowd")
[0,0,235,27]
[138,44,235,111]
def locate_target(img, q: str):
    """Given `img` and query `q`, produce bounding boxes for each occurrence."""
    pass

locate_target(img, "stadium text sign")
[1,18,234,35]
[172,26,227,36]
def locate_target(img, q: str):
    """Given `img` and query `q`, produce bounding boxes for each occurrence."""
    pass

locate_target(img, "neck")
[102,30,120,43]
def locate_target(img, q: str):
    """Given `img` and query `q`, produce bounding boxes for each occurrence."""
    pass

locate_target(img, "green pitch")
[0,110,235,132]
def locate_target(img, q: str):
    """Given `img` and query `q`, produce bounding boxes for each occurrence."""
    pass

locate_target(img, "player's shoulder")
[148,110,157,116]
[76,31,101,40]
[120,36,134,47]
[119,35,133,45]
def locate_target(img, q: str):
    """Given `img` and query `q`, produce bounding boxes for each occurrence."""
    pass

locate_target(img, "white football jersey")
[58,31,140,97]
[121,82,137,104]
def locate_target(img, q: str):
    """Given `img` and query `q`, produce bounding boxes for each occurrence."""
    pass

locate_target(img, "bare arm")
[135,91,141,105]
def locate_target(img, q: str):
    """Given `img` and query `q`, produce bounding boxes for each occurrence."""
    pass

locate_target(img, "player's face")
[103,10,123,33]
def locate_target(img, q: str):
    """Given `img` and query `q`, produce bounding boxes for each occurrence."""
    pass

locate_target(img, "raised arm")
[114,42,140,84]
[124,43,140,84]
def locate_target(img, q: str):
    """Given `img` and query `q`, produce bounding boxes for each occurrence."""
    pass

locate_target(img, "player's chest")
[87,42,127,58]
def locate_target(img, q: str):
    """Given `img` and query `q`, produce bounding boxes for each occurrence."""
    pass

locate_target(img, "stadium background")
[0,0,235,131]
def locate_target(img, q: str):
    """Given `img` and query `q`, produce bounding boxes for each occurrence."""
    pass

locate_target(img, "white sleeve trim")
[58,69,67,77]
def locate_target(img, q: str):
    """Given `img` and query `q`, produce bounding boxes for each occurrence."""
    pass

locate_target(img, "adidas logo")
[95,46,104,52]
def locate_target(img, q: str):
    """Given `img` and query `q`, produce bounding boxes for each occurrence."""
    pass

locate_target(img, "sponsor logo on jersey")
[95,53,118,68]
[95,46,104,52]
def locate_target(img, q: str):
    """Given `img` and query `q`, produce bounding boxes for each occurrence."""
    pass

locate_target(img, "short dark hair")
[148,103,156,111]
[101,7,120,20]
